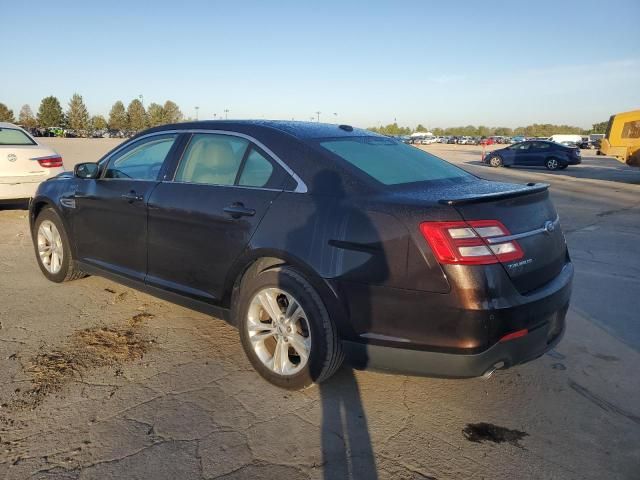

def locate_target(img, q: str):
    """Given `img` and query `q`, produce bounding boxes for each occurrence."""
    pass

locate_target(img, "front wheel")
[488,155,503,167]
[545,157,560,170]
[33,208,86,283]
[237,266,344,389]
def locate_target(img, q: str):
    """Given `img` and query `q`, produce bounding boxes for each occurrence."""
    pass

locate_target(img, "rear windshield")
[319,136,471,185]
[0,128,36,146]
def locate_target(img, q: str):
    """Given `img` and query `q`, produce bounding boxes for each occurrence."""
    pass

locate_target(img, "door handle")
[121,191,144,202]
[223,203,256,218]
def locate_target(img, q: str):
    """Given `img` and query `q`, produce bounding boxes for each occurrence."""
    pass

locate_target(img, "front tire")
[237,266,344,389]
[33,208,86,283]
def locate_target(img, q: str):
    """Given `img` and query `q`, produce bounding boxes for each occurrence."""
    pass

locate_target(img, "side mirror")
[74,162,99,179]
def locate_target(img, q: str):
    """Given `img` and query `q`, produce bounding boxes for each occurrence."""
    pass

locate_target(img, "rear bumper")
[0,181,40,200]
[342,262,572,378]
[343,310,565,378]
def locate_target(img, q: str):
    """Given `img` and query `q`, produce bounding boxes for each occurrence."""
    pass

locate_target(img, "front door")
[146,133,286,302]
[72,133,180,280]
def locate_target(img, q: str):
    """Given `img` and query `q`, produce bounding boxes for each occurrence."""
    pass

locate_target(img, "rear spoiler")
[438,183,549,206]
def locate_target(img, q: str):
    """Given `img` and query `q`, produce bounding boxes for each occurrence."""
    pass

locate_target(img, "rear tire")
[33,208,86,283]
[237,266,344,390]
[488,155,503,167]
[545,157,560,170]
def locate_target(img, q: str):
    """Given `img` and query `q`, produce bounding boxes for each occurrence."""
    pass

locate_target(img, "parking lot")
[1,139,639,479]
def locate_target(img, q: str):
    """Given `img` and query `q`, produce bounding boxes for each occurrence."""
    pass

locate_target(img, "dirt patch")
[11,316,155,410]
[462,423,528,447]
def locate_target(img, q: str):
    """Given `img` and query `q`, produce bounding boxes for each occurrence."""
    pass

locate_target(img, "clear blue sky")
[2,0,639,129]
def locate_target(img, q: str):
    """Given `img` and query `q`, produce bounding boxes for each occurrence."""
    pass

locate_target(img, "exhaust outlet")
[482,361,505,380]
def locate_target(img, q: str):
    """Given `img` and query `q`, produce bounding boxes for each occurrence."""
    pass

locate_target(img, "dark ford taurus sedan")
[29,121,572,389]
[485,140,581,170]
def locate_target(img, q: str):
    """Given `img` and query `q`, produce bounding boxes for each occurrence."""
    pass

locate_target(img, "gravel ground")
[0,139,638,479]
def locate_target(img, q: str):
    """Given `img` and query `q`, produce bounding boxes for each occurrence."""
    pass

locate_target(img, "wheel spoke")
[249,330,276,345]
[258,291,281,321]
[285,299,301,321]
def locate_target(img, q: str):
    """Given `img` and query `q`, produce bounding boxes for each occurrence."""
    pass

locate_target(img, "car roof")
[0,122,21,129]
[151,120,378,140]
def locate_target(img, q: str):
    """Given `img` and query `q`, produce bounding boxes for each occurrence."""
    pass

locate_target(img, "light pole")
[213,113,217,119]
[315,111,321,122]
[224,109,229,119]
[195,106,199,121]
[333,112,338,123]
[139,94,144,108]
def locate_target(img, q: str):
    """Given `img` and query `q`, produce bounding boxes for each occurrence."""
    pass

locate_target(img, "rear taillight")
[419,220,524,265]
[36,155,63,168]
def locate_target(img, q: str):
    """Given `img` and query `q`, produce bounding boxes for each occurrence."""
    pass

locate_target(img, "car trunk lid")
[441,183,567,294]
[0,145,56,182]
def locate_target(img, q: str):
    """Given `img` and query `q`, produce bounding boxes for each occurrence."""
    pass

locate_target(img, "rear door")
[73,133,181,280]
[0,127,53,183]
[452,188,567,294]
[146,132,287,302]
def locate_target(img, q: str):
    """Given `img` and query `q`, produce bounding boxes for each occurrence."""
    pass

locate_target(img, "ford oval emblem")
[7,153,17,162]
[544,220,555,234]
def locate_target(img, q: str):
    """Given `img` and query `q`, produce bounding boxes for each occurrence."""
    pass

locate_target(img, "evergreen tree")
[126,99,147,131]
[18,104,36,128]
[108,101,127,130]
[147,103,165,127]
[163,100,183,124]
[0,103,15,123]
[66,93,90,131]
[37,96,63,127]
[90,115,108,131]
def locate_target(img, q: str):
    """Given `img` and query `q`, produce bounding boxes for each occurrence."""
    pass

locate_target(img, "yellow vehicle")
[599,110,640,166]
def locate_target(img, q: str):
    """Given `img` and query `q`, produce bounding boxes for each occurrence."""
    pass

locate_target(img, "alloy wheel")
[37,220,64,274]
[246,287,312,376]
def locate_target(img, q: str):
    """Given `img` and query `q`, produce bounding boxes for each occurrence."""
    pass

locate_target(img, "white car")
[0,123,64,201]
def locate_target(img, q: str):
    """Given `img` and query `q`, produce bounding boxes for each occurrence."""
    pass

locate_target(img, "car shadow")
[0,200,30,210]
[282,169,383,479]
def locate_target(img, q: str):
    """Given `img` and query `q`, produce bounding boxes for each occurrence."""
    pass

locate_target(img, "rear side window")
[175,133,248,185]
[532,142,550,150]
[0,128,36,146]
[238,148,274,187]
[318,137,470,185]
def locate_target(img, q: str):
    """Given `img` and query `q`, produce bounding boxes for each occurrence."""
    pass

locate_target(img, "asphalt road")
[0,139,638,479]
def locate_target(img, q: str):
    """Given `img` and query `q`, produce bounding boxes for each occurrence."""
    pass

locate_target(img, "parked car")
[30,121,572,389]
[447,136,458,144]
[479,137,495,146]
[484,140,581,170]
[578,140,596,149]
[0,123,64,202]
[512,136,526,143]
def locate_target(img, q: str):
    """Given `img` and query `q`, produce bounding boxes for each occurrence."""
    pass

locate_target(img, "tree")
[18,104,37,128]
[108,101,127,130]
[415,124,428,133]
[126,99,147,131]
[163,100,183,124]
[90,115,107,131]
[147,103,165,127]
[66,93,89,132]
[0,103,16,123]
[37,96,63,127]
[591,121,608,134]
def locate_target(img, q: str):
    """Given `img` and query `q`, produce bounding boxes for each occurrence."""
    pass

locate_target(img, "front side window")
[509,142,530,150]
[175,134,248,185]
[532,142,550,150]
[104,134,177,180]
[0,128,36,146]
[319,136,470,186]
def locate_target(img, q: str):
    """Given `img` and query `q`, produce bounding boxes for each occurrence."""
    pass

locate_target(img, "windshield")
[0,127,36,146]
[319,136,471,186]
